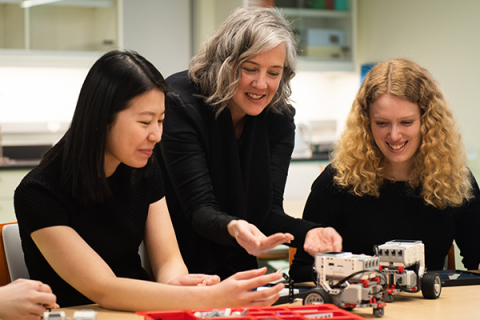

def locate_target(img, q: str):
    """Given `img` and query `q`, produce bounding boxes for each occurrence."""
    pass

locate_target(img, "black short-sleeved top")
[290,164,480,283]
[14,159,164,307]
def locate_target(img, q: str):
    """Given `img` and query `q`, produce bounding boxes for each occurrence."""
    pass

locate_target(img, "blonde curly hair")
[332,58,472,209]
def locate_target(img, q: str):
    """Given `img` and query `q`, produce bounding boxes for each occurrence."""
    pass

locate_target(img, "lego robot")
[375,240,441,301]
[302,252,387,318]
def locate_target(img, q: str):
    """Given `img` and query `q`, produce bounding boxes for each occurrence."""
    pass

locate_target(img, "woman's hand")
[304,227,343,256]
[227,220,293,256]
[211,267,284,307]
[167,274,221,286]
[0,279,58,320]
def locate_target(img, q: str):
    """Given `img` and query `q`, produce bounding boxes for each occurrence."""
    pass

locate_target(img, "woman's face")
[104,89,165,177]
[228,44,286,123]
[369,93,422,174]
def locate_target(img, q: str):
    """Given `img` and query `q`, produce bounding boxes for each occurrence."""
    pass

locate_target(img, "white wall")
[291,71,359,140]
[0,51,98,146]
[0,66,87,123]
[0,0,192,145]
[29,5,118,51]
[192,0,243,55]
[356,0,480,174]
[0,4,24,49]
[122,0,191,78]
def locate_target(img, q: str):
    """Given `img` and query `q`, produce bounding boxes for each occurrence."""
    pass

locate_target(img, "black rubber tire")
[303,288,332,305]
[421,272,442,299]
[373,307,385,318]
[383,293,394,302]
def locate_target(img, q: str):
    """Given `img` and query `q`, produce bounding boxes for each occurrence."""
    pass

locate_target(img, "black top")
[157,71,316,279]
[14,160,164,307]
[289,164,480,283]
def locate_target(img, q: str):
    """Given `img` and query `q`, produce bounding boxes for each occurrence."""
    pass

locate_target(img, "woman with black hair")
[14,50,284,311]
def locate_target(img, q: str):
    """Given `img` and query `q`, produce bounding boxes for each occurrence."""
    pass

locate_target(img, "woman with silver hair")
[157,6,341,279]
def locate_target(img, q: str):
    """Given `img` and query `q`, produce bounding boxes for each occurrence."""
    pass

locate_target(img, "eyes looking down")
[104,89,165,177]
[228,44,286,124]
[369,93,422,173]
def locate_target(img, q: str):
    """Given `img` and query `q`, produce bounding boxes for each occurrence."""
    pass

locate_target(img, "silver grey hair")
[188,6,297,117]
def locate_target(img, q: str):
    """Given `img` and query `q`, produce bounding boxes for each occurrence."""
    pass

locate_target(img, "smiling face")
[369,93,422,179]
[104,89,165,177]
[228,44,286,125]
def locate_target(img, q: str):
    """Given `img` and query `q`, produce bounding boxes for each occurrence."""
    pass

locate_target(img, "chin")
[246,107,268,117]
[129,160,149,169]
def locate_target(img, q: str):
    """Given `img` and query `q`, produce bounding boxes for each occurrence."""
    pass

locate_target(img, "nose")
[252,72,267,90]
[389,124,402,141]
[148,123,162,143]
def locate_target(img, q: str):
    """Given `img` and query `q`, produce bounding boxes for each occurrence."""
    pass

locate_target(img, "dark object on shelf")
[275,0,298,8]
[2,145,51,160]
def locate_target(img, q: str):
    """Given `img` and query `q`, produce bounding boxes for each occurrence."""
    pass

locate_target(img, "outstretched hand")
[304,227,342,256]
[227,220,293,256]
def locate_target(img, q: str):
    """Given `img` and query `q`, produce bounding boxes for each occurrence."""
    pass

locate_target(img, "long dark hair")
[41,50,169,205]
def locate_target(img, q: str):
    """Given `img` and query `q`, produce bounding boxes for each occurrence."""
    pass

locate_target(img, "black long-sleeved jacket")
[157,71,316,278]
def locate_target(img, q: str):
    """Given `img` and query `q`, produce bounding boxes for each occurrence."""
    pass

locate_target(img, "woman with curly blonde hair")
[290,59,480,282]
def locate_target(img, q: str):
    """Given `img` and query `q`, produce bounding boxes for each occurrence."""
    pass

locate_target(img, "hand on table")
[304,227,342,256]
[211,267,284,307]
[167,274,221,286]
[0,279,58,320]
[227,220,293,256]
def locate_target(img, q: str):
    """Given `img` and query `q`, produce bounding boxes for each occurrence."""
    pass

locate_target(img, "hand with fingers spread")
[210,267,284,307]
[0,279,58,320]
[167,274,221,286]
[227,220,294,256]
[304,227,343,256]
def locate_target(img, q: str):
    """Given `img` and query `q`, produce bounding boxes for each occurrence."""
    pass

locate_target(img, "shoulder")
[165,70,209,124]
[265,105,295,125]
[16,163,61,197]
[166,71,192,95]
[166,70,203,107]
[311,164,337,190]
[265,106,295,139]
[14,163,71,230]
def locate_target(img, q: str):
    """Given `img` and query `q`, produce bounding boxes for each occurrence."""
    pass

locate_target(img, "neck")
[233,116,246,139]
[229,105,247,139]
[104,154,120,178]
[386,161,412,182]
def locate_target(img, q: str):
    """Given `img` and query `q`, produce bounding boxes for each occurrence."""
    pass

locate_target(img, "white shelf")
[297,56,355,73]
[279,7,351,18]
[0,49,102,68]
[0,0,115,7]
[277,0,357,73]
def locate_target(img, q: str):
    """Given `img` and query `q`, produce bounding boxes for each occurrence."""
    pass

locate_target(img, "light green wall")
[0,4,25,49]
[191,0,243,55]
[356,0,480,177]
